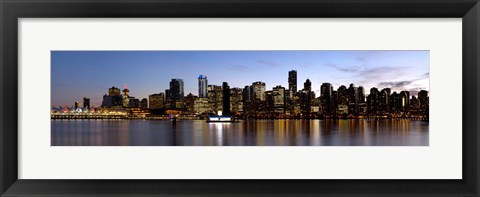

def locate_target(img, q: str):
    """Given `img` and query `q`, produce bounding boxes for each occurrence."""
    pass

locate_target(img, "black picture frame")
[1,0,479,196]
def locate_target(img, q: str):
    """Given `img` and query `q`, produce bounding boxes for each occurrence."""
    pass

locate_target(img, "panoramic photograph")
[51,50,429,146]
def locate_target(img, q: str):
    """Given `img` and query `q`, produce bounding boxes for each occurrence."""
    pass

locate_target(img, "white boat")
[206,116,234,123]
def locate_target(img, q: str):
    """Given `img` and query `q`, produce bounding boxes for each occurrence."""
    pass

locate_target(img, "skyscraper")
[83,97,90,109]
[304,79,312,92]
[251,81,266,101]
[288,70,297,94]
[198,75,208,98]
[273,85,286,113]
[140,98,148,108]
[222,82,231,115]
[149,93,165,109]
[169,79,184,109]
[320,83,333,114]
[122,84,130,108]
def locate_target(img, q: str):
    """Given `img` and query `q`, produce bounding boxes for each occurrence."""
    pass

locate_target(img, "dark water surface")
[51,119,429,146]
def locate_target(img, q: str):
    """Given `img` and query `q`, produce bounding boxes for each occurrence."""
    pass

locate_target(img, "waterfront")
[51,119,428,146]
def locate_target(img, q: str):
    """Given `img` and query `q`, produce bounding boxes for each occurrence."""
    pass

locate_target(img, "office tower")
[169,79,184,101]
[390,92,400,113]
[140,98,148,108]
[288,70,297,94]
[357,86,366,103]
[208,85,223,113]
[102,86,123,108]
[251,81,266,101]
[379,88,390,114]
[399,91,410,113]
[74,102,81,110]
[108,86,121,96]
[222,82,231,115]
[367,87,379,115]
[320,83,333,115]
[149,93,165,109]
[83,97,90,109]
[304,79,312,92]
[418,90,429,114]
[273,85,286,114]
[348,83,358,115]
[242,85,251,103]
[230,87,243,114]
[198,75,208,98]
[184,93,198,113]
[122,84,130,108]
[128,98,140,108]
[169,79,184,109]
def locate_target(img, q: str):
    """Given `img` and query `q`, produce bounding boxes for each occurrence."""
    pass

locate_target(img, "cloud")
[230,65,248,71]
[356,57,368,62]
[424,72,429,77]
[257,60,279,67]
[378,80,414,89]
[326,63,360,73]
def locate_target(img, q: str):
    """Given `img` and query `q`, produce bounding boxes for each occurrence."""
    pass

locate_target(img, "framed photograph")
[1,0,479,196]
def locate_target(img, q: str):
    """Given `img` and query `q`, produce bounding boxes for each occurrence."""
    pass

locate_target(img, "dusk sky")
[51,51,429,107]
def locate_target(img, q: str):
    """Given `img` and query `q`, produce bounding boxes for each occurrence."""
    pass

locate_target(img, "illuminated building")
[348,83,358,115]
[207,85,223,114]
[74,102,81,110]
[399,91,410,113]
[102,87,122,108]
[122,84,130,108]
[418,90,429,114]
[367,87,379,115]
[304,79,312,92]
[83,97,90,109]
[320,83,333,115]
[184,93,198,114]
[127,108,151,118]
[194,98,210,114]
[128,98,140,108]
[222,82,231,115]
[149,93,165,109]
[198,75,208,98]
[140,98,148,108]
[230,87,243,115]
[379,88,390,114]
[251,81,266,101]
[272,85,285,114]
[288,70,297,94]
[108,86,121,96]
[169,79,184,109]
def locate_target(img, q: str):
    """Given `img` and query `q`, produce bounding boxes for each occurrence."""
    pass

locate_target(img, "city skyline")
[51,50,429,107]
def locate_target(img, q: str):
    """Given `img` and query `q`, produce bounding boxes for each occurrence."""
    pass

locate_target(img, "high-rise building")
[169,79,184,109]
[320,83,333,114]
[288,70,297,94]
[128,98,140,108]
[251,81,266,101]
[399,91,410,113]
[149,93,165,109]
[208,85,223,113]
[418,90,429,114]
[122,85,130,108]
[102,86,122,108]
[184,93,198,113]
[108,86,121,96]
[140,98,148,108]
[198,75,208,98]
[83,97,90,109]
[74,102,81,110]
[273,85,286,113]
[367,87,379,115]
[304,79,312,92]
[348,83,358,115]
[222,82,231,115]
[230,88,243,114]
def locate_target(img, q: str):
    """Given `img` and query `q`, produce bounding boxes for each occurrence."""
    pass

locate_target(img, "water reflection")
[51,119,429,146]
